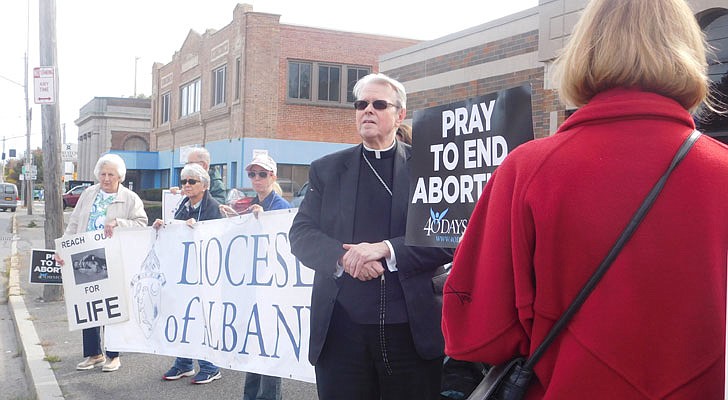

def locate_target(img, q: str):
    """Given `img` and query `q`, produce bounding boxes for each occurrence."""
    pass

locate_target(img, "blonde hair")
[272,182,283,195]
[554,0,709,111]
[396,123,412,145]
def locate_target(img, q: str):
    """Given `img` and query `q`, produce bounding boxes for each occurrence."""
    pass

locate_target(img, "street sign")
[33,66,56,105]
[21,165,37,180]
[62,143,78,161]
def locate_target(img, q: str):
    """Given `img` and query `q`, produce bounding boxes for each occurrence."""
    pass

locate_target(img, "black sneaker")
[163,366,195,381]
[191,370,222,384]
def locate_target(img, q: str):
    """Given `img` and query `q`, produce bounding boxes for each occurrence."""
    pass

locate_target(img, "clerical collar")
[362,141,396,159]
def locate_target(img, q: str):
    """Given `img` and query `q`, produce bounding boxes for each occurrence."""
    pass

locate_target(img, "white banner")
[59,210,315,382]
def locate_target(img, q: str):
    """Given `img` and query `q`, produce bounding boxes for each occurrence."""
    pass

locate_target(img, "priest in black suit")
[290,73,452,400]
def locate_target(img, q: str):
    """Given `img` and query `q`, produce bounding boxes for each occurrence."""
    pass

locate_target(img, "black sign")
[406,85,534,248]
[29,249,63,284]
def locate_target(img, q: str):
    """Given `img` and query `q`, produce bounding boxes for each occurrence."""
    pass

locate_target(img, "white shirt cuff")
[334,262,344,278]
[384,240,397,272]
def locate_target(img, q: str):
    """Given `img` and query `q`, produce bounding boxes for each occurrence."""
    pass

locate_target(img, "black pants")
[315,304,443,400]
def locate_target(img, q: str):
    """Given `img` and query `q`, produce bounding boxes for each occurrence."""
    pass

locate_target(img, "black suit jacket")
[290,142,453,365]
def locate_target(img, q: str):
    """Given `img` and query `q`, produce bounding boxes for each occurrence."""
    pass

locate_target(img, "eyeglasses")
[353,100,397,111]
[247,171,270,179]
[180,179,199,185]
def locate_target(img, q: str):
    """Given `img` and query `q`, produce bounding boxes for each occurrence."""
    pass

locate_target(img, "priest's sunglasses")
[353,100,397,111]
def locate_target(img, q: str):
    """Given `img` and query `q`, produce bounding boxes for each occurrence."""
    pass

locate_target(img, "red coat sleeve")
[442,153,536,365]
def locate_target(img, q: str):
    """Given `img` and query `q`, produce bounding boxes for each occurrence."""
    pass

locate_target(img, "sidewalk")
[7,205,318,399]
[7,205,64,399]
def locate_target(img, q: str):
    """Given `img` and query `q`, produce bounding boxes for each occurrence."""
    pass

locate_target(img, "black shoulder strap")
[524,130,701,370]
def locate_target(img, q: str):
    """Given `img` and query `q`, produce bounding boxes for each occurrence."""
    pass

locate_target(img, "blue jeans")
[82,327,118,359]
[173,357,218,375]
[243,373,282,400]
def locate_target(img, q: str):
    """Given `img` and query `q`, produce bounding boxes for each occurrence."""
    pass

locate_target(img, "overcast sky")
[0,0,538,154]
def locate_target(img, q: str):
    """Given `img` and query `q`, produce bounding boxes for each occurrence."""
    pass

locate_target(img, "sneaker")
[191,370,221,384]
[102,357,121,372]
[163,366,196,381]
[76,355,105,370]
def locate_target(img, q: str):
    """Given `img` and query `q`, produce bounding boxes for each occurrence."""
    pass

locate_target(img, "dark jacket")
[174,190,222,222]
[289,141,453,365]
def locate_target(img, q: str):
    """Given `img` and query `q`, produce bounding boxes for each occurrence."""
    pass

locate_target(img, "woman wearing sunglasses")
[231,153,290,400]
[223,153,291,219]
[153,163,224,384]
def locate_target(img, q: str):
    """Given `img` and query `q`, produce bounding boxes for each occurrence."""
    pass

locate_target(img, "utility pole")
[24,52,33,215]
[39,0,63,301]
[134,56,140,97]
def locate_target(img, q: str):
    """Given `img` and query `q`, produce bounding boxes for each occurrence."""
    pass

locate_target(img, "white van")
[0,183,19,212]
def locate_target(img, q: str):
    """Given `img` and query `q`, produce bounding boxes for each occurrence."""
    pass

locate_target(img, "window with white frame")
[180,78,201,117]
[287,60,370,106]
[160,92,170,124]
[213,65,226,106]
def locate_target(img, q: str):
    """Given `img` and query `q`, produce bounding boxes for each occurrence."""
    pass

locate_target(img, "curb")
[8,212,64,399]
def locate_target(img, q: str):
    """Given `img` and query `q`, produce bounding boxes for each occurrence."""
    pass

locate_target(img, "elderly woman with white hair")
[153,163,224,384]
[62,153,147,372]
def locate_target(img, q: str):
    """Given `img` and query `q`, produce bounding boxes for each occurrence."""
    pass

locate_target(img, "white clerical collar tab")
[363,141,396,159]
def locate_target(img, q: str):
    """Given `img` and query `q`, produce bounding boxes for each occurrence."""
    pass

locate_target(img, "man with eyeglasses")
[185,147,227,204]
[289,73,452,399]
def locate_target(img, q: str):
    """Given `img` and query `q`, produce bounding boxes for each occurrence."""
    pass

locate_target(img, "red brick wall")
[277,26,419,144]
[150,8,419,151]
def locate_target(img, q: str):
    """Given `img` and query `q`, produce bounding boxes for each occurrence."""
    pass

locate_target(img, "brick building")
[381,0,727,142]
[101,0,726,196]
[125,3,418,196]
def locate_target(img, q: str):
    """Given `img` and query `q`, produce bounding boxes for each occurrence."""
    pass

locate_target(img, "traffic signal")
[9,149,15,158]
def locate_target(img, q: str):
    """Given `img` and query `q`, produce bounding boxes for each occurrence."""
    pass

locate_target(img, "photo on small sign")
[71,248,108,285]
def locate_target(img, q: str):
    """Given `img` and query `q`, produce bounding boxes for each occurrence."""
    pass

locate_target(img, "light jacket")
[65,183,148,235]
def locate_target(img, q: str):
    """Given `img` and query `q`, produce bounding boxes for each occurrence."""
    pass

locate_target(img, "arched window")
[123,136,149,151]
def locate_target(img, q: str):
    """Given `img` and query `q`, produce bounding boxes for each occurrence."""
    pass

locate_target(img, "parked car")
[0,183,19,212]
[226,188,257,214]
[62,185,88,209]
[290,181,309,208]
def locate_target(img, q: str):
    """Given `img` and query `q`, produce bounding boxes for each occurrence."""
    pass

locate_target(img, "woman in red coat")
[442,0,728,398]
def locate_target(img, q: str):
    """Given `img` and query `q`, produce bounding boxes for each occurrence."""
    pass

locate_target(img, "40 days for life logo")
[423,208,467,245]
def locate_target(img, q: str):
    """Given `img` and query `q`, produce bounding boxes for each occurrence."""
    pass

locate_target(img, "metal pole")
[134,56,140,97]
[24,52,33,215]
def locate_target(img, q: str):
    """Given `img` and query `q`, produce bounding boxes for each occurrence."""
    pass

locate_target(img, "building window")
[288,60,370,105]
[160,92,170,124]
[180,78,201,117]
[213,65,226,106]
[347,67,369,102]
[276,163,310,199]
[235,58,241,101]
[288,61,311,100]
[318,65,341,102]
[697,11,728,138]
